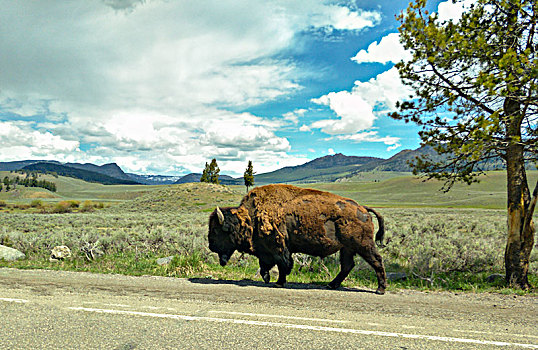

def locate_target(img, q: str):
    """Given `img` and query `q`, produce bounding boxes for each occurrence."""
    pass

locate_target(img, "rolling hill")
[65,162,134,182]
[174,173,241,185]
[0,160,61,171]
[254,153,383,184]
[21,163,140,185]
[3,145,533,187]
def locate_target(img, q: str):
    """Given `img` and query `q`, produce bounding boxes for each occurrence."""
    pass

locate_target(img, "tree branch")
[428,62,496,115]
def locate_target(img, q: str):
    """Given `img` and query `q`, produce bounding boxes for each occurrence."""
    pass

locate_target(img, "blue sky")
[0,0,465,177]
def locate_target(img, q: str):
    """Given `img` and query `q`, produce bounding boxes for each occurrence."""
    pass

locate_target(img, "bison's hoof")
[327,283,339,290]
[262,275,270,284]
[375,288,385,295]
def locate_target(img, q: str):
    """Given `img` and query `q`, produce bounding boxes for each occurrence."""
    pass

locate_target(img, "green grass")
[304,171,538,209]
[0,171,161,204]
[1,176,537,295]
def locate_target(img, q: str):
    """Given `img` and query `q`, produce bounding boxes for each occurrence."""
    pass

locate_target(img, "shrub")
[80,201,95,212]
[52,202,72,213]
[14,204,30,210]
[30,200,43,208]
[0,200,6,208]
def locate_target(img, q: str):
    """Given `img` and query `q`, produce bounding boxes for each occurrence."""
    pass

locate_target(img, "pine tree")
[200,162,210,183]
[200,159,220,184]
[243,160,255,192]
[393,0,537,288]
[209,159,220,184]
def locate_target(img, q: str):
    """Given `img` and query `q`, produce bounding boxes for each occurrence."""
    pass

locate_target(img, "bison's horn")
[216,206,224,225]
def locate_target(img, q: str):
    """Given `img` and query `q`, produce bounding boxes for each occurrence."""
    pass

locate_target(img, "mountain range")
[0,146,516,186]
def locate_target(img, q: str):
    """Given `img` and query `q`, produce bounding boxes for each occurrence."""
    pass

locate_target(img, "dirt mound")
[113,183,242,213]
[23,191,58,199]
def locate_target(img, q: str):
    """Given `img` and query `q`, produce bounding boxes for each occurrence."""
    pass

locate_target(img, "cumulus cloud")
[0,121,80,160]
[437,0,476,22]
[352,67,414,111]
[309,67,412,136]
[351,33,411,64]
[317,6,381,31]
[299,124,312,132]
[351,1,476,66]
[0,0,381,175]
[311,92,376,134]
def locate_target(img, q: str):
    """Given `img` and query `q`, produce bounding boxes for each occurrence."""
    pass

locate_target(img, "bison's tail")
[364,206,385,248]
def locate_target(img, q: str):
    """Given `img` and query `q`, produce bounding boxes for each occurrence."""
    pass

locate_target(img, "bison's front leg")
[275,251,294,288]
[259,260,273,284]
[275,267,287,287]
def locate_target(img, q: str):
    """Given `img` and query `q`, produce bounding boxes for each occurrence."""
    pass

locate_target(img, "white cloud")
[351,33,412,64]
[0,121,80,160]
[311,91,376,134]
[333,131,401,151]
[0,0,382,175]
[352,67,414,111]
[351,0,476,67]
[283,109,307,124]
[310,67,411,136]
[299,124,312,132]
[322,6,381,30]
[437,0,476,22]
[327,148,336,155]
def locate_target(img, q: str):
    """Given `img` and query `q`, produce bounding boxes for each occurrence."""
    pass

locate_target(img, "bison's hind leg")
[328,248,355,289]
[357,245,387,295]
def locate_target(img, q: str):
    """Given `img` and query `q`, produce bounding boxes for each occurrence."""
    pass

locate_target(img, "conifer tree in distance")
[243,160,255,192]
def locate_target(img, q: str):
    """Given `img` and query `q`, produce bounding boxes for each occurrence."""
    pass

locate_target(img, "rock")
[156,256,175,266]
[486,273,505,283]
[387,272,407,282]
[50,245,71,261]
[0,244,25,261]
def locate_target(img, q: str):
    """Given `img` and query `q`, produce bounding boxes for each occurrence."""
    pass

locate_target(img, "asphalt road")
[0,268,537,349]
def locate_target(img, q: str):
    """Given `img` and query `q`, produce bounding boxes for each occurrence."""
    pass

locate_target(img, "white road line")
[208,310,348,323]
[68,307,538,349]
[401,325,425,329]
[0,297,29,303]
[453,329,538,339]
[83,302,131,308]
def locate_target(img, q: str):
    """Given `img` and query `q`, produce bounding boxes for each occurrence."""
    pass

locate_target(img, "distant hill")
[21,163,140,185]
[346,145,530,176]
[4,145,530,188]
[351,146,440,172]
[254,153,383,184]
[0,160,60,171]
[174,173,241,185]
[65,162,133,181]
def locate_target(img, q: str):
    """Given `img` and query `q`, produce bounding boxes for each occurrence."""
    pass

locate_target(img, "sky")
[0,0,468,177]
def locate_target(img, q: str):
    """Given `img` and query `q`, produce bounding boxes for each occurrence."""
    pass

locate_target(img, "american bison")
[208,184,387,294]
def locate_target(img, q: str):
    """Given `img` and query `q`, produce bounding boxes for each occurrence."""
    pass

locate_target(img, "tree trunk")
[504,98,535,289]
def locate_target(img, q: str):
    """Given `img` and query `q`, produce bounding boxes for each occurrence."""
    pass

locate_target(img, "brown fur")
[208,184,387,294]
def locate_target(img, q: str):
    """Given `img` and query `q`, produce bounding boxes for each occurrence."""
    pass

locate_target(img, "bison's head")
[208,207,243,266]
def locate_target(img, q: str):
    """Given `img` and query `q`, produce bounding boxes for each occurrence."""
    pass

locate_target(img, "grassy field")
[305,171,538,209]
[1,172,537,294]
[0,171,160,204]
